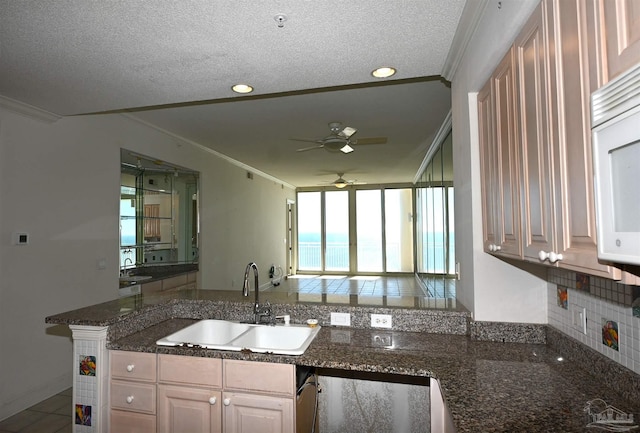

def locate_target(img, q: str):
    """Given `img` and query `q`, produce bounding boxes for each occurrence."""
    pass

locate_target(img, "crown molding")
[0,95,62,123]
[441,0,490,82]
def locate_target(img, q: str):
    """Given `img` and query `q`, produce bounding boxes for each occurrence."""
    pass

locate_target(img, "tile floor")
[268,274,430,297]
[0,388,72,433]
[1,275,454,432]
[268,274,456,298]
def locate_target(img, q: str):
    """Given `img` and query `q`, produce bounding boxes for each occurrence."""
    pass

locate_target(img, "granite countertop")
[47,290,640,432]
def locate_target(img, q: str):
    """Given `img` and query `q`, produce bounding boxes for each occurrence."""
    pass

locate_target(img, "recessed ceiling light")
[232,84,254,94]
[372,67,396,78]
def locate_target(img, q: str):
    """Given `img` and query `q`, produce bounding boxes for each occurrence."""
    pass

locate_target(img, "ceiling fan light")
[340,144,354,153]
[232,83,254,94]
[334,181,348,189]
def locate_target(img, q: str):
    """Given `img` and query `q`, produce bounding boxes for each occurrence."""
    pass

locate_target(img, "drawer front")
[111,380,156,414]
[111,351,157,382]
[224,360,294,396]
[111,409,156,433]
[158,354,222,388]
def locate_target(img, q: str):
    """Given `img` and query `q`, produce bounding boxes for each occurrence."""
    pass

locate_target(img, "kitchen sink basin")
[156,319,321,356]
[157,320,251,346]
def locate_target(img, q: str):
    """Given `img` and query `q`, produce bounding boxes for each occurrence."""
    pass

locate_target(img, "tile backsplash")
[548,268,640,375]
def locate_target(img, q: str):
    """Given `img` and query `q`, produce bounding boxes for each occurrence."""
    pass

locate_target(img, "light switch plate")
[330,312,351,327]
[573,305,587,335]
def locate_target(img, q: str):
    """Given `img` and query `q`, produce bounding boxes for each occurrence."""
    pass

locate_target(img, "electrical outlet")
[330,312,351,327]
[371,313,392,329]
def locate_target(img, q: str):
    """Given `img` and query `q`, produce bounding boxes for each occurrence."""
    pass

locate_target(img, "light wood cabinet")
[478,47,522,259]
[601,0,640,82]
[157,354,223,433]
[542,0,623,279]
[515,1,555,263]
[157,385,222,433]
[223,360,295,433]
[222,392,294,433]
[478,79,498,254]
[479,0,634,280]
[155,355,296,433]
[110,351,157,433]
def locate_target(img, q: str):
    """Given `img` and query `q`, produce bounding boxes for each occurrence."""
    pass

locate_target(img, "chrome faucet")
[242,262,271,324]
[121,258,133,276]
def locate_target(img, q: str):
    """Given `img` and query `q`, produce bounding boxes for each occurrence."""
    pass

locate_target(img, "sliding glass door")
[297,187,413,274]
[325,190,349,271]
[356,190,383,272]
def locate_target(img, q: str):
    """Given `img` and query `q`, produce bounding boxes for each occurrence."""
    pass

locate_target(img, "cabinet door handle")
[539,251,563,263]
[223,398,231,406]
[548,252,563,263]
[209,397,217,405]
[126,395,134,404]
[126,364,135,372]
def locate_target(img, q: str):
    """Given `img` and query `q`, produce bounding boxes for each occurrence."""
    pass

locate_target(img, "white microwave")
[591,62,640,265]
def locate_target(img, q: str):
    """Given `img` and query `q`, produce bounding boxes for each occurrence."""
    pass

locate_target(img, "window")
[297,187,414,274]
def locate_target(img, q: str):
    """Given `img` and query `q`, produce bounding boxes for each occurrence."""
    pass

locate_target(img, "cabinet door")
[157,385,222,433]
[223,392,294,433]
[478,79,498,253]
[548,0,622,279]
[602,0,640,81]
[515,1,556,262]
[492,47,522,258]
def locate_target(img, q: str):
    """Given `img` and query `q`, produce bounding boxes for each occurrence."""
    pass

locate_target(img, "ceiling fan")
[291,122,387,154]
[323,173,366,189]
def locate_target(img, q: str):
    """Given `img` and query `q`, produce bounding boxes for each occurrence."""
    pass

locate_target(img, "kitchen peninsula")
[47,289,640,432]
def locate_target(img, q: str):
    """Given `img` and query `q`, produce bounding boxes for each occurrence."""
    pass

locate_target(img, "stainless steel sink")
[156,319,321,355]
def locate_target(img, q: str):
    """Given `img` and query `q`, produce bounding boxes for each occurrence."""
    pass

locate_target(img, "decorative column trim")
[70,325,109,433]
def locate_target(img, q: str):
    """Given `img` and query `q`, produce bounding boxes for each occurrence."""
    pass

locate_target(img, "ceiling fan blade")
[338,126,357,139]
[289,137,322,143]
[353,136,388,145]
[296,145,324,152]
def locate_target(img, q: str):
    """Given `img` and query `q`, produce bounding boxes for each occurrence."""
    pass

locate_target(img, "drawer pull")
[126,364,135,372]
[223,398,231,406]
[126,395,134,404]
[209,397,217,405]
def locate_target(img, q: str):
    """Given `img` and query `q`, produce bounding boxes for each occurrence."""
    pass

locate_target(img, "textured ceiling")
[0,0,466,187]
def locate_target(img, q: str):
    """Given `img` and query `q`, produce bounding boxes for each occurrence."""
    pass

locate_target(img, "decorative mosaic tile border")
[548,268,636,307]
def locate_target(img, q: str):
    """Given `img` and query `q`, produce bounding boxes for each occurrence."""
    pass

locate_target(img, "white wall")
[451,0,549,323]
[0,106,294,420]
